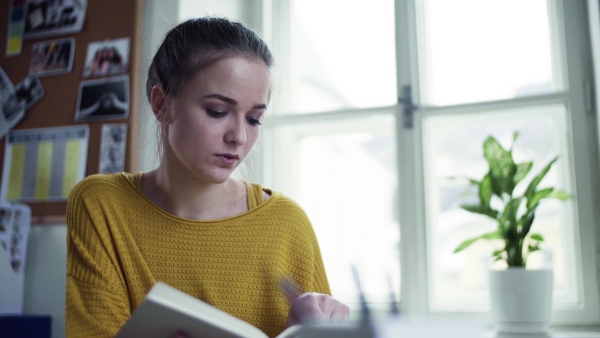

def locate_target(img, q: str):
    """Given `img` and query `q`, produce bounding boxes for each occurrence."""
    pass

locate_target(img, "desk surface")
[485,331,600,338]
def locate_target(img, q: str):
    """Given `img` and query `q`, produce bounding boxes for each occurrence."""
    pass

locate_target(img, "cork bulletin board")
[0,0,143,224]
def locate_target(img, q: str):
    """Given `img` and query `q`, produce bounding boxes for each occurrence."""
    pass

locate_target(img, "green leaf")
[547,190,571,200]
[520,207,536,238]
[529,233,544,241]
[500,197,522,233]
[447,176,479,186]
[512,131,520,143]
[468,178,480,186]
[513,162,533,186]
[527,187,571,210]
[479,174,493,207]
[454,231,502,253]
[524,157,558,200]
[528,244,541,253]
[483,136,517,195]
[492,249,505,261]
[447,176,481,198]
[527,187,554,209]
[460,203,499,219]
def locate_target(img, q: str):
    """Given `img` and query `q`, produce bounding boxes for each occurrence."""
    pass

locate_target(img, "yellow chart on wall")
[1,125,89,202]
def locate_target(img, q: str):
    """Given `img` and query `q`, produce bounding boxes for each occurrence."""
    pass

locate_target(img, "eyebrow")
[202,93,267,110]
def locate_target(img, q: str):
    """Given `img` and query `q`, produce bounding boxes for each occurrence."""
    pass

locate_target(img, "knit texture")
[66,172,331,338]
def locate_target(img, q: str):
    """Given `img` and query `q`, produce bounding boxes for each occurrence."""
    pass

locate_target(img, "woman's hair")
[146,17,273,111]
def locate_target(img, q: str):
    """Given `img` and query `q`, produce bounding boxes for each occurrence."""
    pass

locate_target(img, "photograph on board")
[83,37,130,78]
[8,204,31,274]
[29,38,75,77]
[75,75,129,122]
[0,68,25,140]
[98,123,127,174]
[0,203,12,250]
[0,68,13,100]
[23,0,87,40]
[14,75,45,110]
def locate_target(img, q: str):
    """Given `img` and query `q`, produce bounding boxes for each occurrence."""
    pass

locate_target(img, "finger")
[317,295,337,319]
[330,303,350,323]
[319,297,349,323]
[287,293,325,326]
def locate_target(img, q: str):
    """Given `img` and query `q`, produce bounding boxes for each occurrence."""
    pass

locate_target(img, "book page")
[116,282,269,338]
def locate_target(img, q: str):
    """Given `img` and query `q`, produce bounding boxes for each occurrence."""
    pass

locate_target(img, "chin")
[200,168,236,185]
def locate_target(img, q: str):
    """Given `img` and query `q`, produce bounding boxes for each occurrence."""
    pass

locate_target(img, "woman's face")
[164,57,270,184]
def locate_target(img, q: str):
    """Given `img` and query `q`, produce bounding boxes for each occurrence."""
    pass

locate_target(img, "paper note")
[1,125,89,201]
[6,0,25,57]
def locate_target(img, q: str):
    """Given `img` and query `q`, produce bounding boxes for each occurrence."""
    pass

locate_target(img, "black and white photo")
[23,0,87,40]
[75,75,129,122]
[98,123,127,174]
[14,75,45,110]
[0,67,25,140]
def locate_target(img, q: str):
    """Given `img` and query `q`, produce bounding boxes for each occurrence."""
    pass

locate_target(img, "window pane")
[418,0,564,106]
[422,105,578,311]
[287,0,397,113]
[274,114,400,308]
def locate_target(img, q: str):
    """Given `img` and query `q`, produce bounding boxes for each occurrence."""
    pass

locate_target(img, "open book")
[115,282,304,338]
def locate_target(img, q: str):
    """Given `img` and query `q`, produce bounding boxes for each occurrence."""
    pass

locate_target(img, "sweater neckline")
[119,171,278,224]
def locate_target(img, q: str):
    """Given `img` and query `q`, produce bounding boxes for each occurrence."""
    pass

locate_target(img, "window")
[265,0,600,324]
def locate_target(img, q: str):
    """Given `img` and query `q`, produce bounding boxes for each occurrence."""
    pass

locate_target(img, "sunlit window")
[419,0,563,106]
[286,0,397,113]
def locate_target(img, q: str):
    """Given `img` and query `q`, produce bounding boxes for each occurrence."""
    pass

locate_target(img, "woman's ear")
[150,85,169,123]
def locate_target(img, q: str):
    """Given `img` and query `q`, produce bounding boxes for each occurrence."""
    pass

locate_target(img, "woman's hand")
[286,292,350,327]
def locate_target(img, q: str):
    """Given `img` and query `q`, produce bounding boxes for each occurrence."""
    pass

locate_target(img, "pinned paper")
[6,0,25,57]
[0,200,30,274]
[1,125,89,202]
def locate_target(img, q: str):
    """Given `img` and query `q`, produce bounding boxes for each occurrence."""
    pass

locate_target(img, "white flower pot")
[489,268,553,333]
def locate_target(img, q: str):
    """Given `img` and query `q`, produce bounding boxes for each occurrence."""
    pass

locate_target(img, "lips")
[214,153,240,166]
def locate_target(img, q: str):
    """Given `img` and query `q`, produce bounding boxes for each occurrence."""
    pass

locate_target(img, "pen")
[351,264,372,325]
[388,274,400,316]
[279,275,303,304]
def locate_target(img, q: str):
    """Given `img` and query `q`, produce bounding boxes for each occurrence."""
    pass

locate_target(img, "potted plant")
[453,132,570,333]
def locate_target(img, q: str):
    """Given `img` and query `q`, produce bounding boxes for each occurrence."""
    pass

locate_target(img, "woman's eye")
[247,117,262,126]
[207,109,227,118]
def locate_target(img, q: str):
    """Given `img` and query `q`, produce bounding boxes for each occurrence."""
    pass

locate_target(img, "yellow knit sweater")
[65,172,331,338]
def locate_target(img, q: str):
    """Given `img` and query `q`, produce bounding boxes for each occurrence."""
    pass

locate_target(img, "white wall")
[23,224,67,338]
[136,0,180,172]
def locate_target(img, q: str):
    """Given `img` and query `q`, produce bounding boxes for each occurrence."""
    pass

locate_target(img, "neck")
[143,163,247,221]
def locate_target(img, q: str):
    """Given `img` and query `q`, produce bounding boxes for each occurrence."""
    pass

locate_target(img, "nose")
[224,116,246,146]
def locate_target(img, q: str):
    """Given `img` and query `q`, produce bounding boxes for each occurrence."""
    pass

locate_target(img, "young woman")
[66,17,349,338]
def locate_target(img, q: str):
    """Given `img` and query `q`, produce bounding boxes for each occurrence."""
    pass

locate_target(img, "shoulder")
[269,192,304,212]
[259,190,316,233]
[66,173,142,233]
[68,172,138,208]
